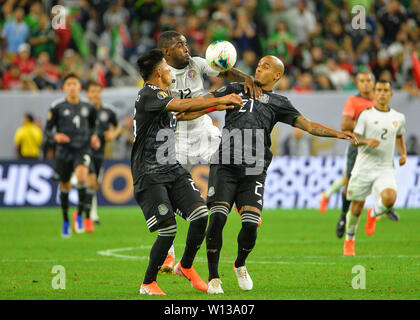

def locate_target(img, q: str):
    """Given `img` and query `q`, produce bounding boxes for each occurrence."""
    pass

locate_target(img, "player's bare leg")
[73,165,89,234]
[366,188,397,236]
[233,205,260,291]
[336,180,350,238]
[344,200,364,256]
[84,173,97,233]
[206,201,230,294]
[320,176,346,214]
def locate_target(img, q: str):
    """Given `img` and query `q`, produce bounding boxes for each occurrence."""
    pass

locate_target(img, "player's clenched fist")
[54,132,70,144]
[220,93,243,107]
[399,154,406,166]
[90,134,101,150]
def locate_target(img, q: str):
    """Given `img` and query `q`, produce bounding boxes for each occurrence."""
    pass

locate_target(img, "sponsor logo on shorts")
[158,204,169,216]
[208,186,215,197]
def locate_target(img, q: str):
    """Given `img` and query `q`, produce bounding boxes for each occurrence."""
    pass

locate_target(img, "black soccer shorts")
[206,164,267,212]
[345,144,358,179]
[134,167,205,232]
[54,147,92,183]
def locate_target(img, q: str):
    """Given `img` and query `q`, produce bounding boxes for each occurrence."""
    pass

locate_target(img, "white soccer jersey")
[168,56,221,163]
[351,107,406,175]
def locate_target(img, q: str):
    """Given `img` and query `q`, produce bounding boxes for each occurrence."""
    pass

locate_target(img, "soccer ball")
[205,41,237,72]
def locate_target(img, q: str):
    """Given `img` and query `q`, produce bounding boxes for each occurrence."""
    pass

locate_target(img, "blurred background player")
[85,81,121,227]
[319,72,397,238]
[133,49,241,295]
[157,30,262,272]
[344,80,406,256]
[14,113,43,159]
[205,56,357,294]
[44,73,100,237]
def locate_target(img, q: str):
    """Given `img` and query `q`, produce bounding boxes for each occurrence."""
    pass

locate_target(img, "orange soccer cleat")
[365,208,377,236]
[160,253,175,273]
[319,192,329,214]
[174,261,208,292]
[343,239,355,256]
[139,281,167,295]
[84,218,94,233]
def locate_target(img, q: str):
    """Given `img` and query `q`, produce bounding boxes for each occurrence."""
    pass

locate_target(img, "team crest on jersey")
[63,109,70,116]
[157,91,168,100]
[187,69,197,79]
[81,107,89,117]
[208,186,215,197]
[158,204,169,216]
[99,111,109,122]
[392,120,398,128]
[216,86,227,93]
[258,94,269,103]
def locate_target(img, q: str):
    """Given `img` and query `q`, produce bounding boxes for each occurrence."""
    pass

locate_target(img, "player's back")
[352,107,406,173]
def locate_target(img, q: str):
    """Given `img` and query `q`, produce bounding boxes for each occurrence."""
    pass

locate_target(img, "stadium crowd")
[0,0,419,94]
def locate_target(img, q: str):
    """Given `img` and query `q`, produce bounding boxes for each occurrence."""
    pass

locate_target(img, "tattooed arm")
[294,116,358,144]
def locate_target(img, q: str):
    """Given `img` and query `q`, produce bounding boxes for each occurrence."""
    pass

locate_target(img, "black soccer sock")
[206,206,229,280]
[341,191,351,219]
[60,190,70,222]
[235,211,259,268]
[84,188,95,219]
[180,206,208,269]
[143,235,175,284]
[77,184,86,216]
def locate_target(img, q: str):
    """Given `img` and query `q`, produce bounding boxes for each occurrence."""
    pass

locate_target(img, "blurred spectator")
[14,113,43,159]
[24,1,42,35]
[372,49,394,81]
[28,13,57,58]
[282,128,312,156]
[103,0,130,27]
[1,7,30,56]
[236,50,258,76]
[267,21,295,64]
[343,17,373,65]
[112,115,134,159]
[12,43,36,74]
[326,58,351,89]
[232,8,257,52]
[377,0,407,45]
[205,10,233,46]
[60,49,83,80]
[314,73,335,90]
[337,50,354,75]
[2,64,21,90]
[266,0,288,35]
[324,20,345,57]
[275,74,291,91]
[293,72,314,92]
[407,135,419,155]
[36,52,60,88]
[284,0,317,44]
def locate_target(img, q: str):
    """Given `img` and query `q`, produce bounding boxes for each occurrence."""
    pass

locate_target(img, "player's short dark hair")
[137,49,165,81]
[158,31,182,49]
[356,71,375,82]
[24,113,34,122]
[63,73,80,84]
[375,79,392,88]
[86,80,102,91]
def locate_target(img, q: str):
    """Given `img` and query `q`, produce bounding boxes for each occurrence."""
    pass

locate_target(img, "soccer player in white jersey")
[156,31,262,272]
[344,80,407,256]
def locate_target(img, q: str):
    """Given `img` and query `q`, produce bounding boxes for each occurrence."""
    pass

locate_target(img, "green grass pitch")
[0,207,419,300]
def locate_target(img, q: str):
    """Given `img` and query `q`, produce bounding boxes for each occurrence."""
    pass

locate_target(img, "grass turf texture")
[0,207,419,300]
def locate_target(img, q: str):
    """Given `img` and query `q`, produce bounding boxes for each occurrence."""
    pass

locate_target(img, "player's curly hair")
[157,31,182,50]
[137,49,164,81]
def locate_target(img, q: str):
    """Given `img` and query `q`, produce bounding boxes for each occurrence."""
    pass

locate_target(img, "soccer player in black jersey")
[133,49,243,296]
[45,73,101,237]
[202,56,358,294]
[85,81,121,229]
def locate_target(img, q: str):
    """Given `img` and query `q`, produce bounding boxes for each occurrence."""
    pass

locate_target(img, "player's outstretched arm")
[176,104,233,121]
[294,116,358,144]
[219,68,262,99]
[166,93,242,113]
[396,135,407,166]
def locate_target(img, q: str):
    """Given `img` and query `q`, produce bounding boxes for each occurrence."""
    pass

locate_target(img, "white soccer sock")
[325,177,346,198]
[90,194,99,221]
[345,211,360,241]
[168,243,175,258]
[372,198,390,217]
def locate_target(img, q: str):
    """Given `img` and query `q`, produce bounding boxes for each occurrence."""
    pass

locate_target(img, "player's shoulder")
[138,84,170,101]
[102,103,116,113]
[389,108,405,117]
[190,55,206,66]
[80,98,94,108]
[50,97,66,108]
[266,91,292,106]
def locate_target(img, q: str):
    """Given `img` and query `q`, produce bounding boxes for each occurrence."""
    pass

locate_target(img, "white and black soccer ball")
[205,40,237,72]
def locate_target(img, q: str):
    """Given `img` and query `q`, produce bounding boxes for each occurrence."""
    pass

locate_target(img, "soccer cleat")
[84,218,94,233]
[72,211,85,234]
[174,261,208,292]
[386,208,400,222]
[61,221,71,238]
[365,208,377,236]
[160,253,175,273]
[139,282,166,296]
[336,217,346,238]
[233,262,253,291]
[343,240,355,256]
[319,192,329,214]
[207,278,224,294]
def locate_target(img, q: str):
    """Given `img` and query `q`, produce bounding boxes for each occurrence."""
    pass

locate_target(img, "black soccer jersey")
[211,82,302,171]
[92,104,118,159]
[45,98,98,152]
[131,83,182,187]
